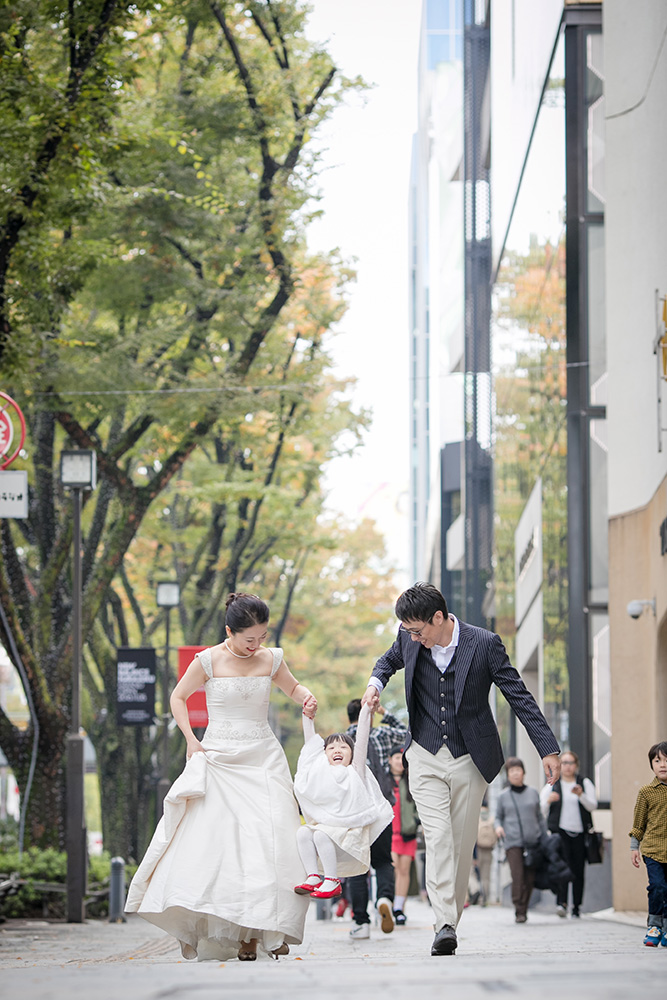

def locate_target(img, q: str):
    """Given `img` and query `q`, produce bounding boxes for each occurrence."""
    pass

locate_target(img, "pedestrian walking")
[388,746,420,924]
[126,593,317,962]
[495,757,547,923]
[362,582,560,956]
[475,799,497,904]
[345,699,407,940]
[540,750,597,917]
[292,705,393,901]
[629,740,667,947]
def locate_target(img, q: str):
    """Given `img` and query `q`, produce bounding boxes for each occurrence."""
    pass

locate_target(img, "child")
[629,740,667,947]
[293,703,394,899]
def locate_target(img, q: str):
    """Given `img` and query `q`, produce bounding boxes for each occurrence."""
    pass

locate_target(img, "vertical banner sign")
[178,646,208,728]
[116,647,157,726]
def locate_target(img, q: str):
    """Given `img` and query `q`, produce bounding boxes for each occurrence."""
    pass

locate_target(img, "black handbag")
[522,843,543,868]
[510,792,544,869]
[585,830,604,865]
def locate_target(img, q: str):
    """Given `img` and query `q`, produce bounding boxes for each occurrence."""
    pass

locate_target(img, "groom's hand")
[362,685,380,712]
[542,753,561,785]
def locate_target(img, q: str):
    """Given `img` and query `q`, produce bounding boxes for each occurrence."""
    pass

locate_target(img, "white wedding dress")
[125,647,308,959]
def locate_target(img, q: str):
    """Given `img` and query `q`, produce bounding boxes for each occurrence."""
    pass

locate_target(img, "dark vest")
[547,773,593,833]
[410,646,468,758]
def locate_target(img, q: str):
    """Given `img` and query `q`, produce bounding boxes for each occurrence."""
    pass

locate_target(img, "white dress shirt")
[369,615,460,692]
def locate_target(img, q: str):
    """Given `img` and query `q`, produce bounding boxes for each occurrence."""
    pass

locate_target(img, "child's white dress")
[293,708,394,876]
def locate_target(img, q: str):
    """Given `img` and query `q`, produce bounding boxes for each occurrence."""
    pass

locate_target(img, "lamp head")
[60,449,97,490]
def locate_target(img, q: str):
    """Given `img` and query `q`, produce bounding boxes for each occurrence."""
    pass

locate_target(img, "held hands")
[572,783,583,797]
[362,685,380,713]
[495,826,505,840]
[302,692,317,718]
[631,849,641,869]
[542,753,561,785]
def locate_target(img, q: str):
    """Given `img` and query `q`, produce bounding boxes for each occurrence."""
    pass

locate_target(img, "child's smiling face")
[325,739,353,767]
[651,751,667,782]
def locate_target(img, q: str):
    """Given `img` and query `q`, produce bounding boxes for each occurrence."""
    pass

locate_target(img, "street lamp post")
[60,449,97,924]
[155,580,180,818]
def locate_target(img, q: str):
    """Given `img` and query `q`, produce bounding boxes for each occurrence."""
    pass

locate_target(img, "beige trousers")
[406,740,487,930]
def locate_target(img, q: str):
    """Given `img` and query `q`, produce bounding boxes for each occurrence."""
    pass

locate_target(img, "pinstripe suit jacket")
[371,620,560,783]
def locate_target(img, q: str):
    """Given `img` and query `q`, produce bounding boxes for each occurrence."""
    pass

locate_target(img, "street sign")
[116,647,157,726]
[178,646,208,728]
[0,391,26,469]
[0,469,28,518]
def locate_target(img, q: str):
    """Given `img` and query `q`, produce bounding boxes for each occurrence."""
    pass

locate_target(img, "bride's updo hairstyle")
[224,592,270,633]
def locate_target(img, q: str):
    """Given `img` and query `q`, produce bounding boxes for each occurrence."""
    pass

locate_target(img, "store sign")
[178,646,208,728]
[116,647,156,726]
[0,470,28,518]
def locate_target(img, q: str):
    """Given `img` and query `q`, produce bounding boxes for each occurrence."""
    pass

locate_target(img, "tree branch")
[209,0,275,170]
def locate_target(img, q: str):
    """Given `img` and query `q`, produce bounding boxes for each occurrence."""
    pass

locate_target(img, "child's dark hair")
[648,741,667,766]
[225,592,269,632]
[324,733,355,754]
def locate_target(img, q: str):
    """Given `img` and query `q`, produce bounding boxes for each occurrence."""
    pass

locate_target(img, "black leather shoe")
[431,924,457,956]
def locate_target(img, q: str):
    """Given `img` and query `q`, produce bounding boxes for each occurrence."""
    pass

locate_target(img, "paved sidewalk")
[0,898,664,1000]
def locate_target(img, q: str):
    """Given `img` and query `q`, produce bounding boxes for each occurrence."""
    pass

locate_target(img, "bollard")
[109,856,127,923]
[315,897,332,920]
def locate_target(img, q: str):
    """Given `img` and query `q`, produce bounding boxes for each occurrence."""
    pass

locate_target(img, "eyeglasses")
[561,759,577,765]
[399,618,433,638]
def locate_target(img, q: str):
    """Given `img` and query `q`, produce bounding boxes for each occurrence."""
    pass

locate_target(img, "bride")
[125,592,317,961]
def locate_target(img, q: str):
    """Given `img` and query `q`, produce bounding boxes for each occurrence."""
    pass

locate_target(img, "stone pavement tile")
[1,899,664,1000]
[0,914,174,968]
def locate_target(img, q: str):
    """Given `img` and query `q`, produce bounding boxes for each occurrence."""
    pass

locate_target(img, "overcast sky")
[303,0,423,577]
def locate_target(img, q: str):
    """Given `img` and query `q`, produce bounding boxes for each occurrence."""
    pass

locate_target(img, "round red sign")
[0,392,26,469]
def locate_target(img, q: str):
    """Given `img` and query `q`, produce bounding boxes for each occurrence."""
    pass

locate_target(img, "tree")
[493,237,568,739]
[0,1,358,850]
[0,0,159,369]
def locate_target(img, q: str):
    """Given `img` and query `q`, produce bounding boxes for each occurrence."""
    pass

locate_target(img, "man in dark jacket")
[363,582,560,956]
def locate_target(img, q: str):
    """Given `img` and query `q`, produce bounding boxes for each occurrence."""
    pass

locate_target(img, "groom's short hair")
[347,698,362,723]
[395,582,448,623]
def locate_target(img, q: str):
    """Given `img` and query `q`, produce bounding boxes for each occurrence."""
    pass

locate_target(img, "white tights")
[296,826,339,888]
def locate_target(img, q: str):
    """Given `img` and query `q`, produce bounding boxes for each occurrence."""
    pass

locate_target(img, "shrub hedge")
[0,845,137,919]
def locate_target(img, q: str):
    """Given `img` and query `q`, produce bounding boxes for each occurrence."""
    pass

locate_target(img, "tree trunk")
[7,718,68,849]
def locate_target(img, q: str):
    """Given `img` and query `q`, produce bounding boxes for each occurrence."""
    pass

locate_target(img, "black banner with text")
[116,647,157,726]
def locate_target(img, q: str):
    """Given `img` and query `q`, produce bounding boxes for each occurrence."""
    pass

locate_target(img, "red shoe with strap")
[311,878,342,899]
[294,875,323,895]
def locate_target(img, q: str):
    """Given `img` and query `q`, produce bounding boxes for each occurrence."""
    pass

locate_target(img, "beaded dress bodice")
[198,646,282,745]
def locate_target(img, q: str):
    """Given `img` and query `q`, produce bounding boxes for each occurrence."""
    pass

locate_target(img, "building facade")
[604,0,667,911]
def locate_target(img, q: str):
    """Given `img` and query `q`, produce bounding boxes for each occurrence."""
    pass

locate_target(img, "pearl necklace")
[225,638,254,658]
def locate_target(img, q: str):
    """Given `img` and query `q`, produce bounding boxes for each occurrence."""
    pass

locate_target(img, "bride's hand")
[302,693,317,718]
[186,737,205,759]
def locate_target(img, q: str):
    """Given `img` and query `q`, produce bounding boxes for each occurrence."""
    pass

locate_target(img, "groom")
[362,582,561,956]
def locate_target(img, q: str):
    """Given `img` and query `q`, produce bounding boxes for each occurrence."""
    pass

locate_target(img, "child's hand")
[302,692,317,718]
[631,849,641,868]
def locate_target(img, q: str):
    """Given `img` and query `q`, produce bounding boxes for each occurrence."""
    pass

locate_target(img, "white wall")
[490,0,563,273]
[514,477,543,628]
[605,0,667,517]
